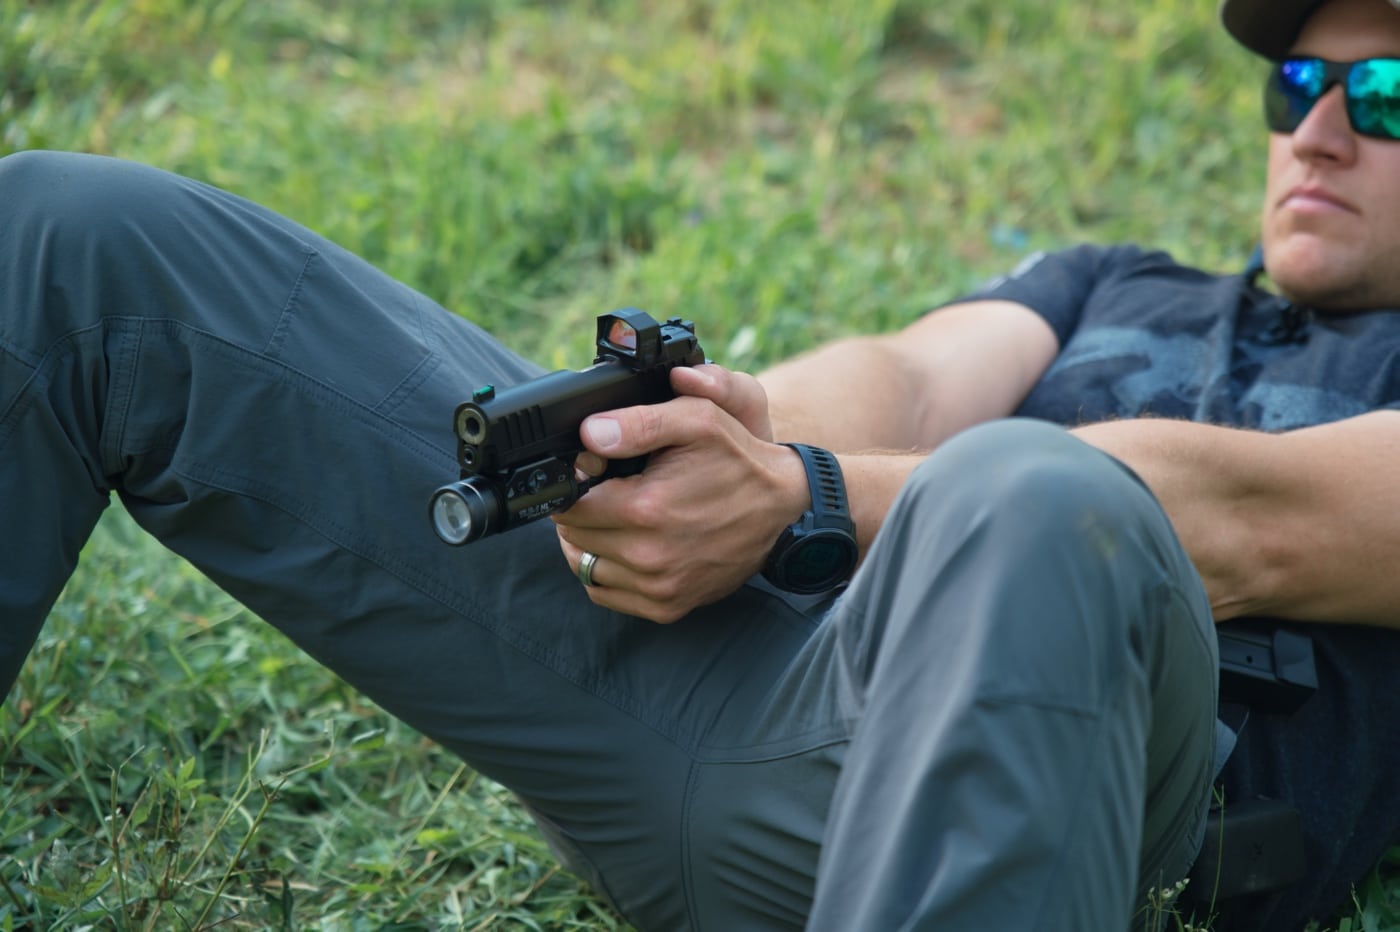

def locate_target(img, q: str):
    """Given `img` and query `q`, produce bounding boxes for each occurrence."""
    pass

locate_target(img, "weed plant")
[3,0,1398,928]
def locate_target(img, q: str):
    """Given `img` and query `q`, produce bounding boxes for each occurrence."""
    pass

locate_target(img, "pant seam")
[680,758,702,931]
[0,334,42,368]
[0,343,39,450]
[261,247,316,357]
[1024,701,1118,931]
[100,320,142,477]
[375,297,444,417]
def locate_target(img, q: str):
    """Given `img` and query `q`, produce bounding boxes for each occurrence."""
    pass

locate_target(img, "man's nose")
[1290,84,1359,164]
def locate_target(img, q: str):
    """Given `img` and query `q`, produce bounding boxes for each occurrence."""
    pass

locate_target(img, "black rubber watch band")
[784,442,852,525]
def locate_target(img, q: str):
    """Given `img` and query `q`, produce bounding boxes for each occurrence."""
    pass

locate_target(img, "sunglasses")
[1265,56,1400,141]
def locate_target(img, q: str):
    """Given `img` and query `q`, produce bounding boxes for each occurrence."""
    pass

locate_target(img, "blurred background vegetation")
[3,0,1391,928]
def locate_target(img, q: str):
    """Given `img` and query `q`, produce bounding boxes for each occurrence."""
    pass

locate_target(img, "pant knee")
[869,419,1208,683]
[0,151,320,359]
[0,151,181,332]
[0,150,144,239]
[0,148,65,205]
[903,418,1164,550]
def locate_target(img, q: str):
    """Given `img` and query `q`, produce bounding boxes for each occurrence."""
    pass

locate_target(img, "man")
[3,0,1400,928]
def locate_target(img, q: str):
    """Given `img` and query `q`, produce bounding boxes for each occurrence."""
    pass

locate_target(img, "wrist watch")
[761,443,859,594]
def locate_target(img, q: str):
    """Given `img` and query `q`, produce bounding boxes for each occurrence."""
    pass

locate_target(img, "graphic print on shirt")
[1043,325,1371,430]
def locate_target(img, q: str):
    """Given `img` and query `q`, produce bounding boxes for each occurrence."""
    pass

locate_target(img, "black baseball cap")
[1222,0,1400,59]
[1220,0,1326,60]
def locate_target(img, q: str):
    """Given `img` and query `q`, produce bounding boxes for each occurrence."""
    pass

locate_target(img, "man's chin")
[1268,265,1385,313]
[1264,236,1362,304]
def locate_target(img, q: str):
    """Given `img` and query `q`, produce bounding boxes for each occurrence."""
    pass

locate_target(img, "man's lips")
[1279,183,1360,215]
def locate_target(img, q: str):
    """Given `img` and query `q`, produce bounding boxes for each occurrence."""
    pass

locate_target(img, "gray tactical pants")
[0,150,1217,930]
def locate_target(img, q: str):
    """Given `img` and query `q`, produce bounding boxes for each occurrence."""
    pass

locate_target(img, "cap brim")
[1220,0,1326,59]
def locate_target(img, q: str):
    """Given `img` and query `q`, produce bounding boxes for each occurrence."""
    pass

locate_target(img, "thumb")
[580,401,677,458]
[580,396,718,458]
[580,414,624,453]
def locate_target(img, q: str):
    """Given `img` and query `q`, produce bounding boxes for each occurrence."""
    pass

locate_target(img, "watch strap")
[782,442,853,529]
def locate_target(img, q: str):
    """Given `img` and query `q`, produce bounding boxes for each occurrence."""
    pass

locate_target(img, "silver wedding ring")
[577,551,600,588]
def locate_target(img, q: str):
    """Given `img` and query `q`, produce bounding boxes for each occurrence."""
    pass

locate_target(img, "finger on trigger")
[575,450,607,478]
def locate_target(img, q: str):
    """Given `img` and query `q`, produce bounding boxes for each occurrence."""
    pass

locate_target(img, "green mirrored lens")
[1348,58,1400,140]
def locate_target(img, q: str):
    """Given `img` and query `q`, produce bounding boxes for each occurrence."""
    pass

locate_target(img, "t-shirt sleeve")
[940,243,1153,346]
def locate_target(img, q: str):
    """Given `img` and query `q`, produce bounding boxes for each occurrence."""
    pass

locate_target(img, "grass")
[1,0,1396,928]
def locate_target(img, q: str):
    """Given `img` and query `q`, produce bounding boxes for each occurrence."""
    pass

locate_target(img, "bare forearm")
[759,300,1060,452]
[1073,413,1400,626]
[834,453,927,558]
[759,337,938,451]
[1071,419,1281,620]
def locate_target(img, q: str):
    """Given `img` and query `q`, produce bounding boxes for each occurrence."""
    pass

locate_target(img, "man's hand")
[553,364,808,623]
[550,299,1063,624]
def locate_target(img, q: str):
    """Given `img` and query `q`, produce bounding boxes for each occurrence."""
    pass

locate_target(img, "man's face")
[1261,0,1400,310]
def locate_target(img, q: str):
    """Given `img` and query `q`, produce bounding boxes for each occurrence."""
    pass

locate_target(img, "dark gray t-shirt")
[964,243,1400,430]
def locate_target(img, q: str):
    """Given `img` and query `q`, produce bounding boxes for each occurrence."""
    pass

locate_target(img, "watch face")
[788,534,857,591]
[793,538,849,581]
